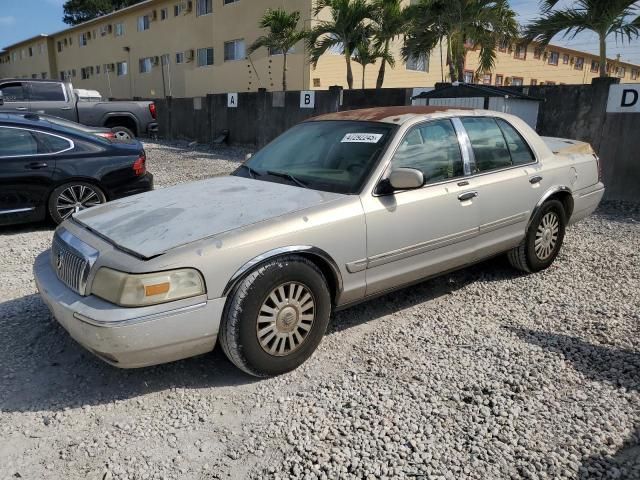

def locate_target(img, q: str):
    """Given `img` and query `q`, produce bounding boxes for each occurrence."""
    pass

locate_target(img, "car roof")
[309,106,473,125]
[0,112,108,141]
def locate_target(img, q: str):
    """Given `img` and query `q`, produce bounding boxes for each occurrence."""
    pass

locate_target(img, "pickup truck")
[0,78,157,139]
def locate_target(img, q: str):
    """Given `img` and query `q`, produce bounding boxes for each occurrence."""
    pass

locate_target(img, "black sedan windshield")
[234,120,395,194]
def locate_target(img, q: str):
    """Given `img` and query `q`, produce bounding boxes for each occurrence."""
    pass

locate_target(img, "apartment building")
[1,0,638,99]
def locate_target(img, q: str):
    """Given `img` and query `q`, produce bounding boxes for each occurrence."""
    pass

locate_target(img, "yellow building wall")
[0,37,57,79]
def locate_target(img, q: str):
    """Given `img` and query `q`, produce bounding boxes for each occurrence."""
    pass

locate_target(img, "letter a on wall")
[300,91,315,109]
[228,92,238,108]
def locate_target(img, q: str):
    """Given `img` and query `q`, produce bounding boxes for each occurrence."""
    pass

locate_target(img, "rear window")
[29,82,66,101]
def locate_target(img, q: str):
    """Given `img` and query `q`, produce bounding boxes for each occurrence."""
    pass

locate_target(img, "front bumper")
[34,251,226,368]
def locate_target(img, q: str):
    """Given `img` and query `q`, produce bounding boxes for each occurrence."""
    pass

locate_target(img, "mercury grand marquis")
[34,106,605,377]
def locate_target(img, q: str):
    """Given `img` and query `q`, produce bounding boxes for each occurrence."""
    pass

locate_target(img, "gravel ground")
[0,141,638,480]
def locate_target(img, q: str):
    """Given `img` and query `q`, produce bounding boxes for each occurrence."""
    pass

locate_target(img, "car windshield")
[234,120,396,194]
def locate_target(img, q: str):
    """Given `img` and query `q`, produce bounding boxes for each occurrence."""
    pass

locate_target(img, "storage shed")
[412,83,543,129]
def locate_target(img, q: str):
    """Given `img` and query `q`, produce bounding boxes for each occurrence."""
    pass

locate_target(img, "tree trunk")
[457,54,465,83]
[345,46,354,89]
[376,40,389,88]
[362,65,366,89]
[282,53,288,91]
[599,33,607,78]
[446,38,456,82]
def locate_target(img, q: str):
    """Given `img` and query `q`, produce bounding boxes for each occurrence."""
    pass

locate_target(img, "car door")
[456,116,542,260]
[0,81,30,113]
[28,81,76,121]
[360,118,480,296]
[0,126,64,225]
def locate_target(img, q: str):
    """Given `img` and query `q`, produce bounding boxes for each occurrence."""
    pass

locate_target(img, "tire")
[219,255,331,377]
[508,199,566,273]
[111,126,135,140]
[48,181,107,224]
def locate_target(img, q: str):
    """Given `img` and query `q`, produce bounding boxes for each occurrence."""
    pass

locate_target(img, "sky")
[0,0,639,64]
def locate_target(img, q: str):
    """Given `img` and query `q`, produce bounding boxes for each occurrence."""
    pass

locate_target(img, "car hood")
[73,176,344,258]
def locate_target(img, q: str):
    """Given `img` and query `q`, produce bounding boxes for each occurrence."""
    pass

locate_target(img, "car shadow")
[0,256,521,413]
[0,220,54,235]
[508,328,640,479]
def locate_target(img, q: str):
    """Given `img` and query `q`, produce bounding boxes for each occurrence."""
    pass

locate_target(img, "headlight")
[91,267,206,307]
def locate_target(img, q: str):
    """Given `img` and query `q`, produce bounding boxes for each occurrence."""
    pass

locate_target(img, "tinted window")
[0,83,25,102]
[0,127,38,156]
[460,117,512,172]
[30,82,66,101]
[391,120,464,183]
[33,131,72,153]
[240,121,395,194]
[496,119,535,165]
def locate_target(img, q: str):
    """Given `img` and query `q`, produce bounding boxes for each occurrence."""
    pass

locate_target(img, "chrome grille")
[51,228,99,295]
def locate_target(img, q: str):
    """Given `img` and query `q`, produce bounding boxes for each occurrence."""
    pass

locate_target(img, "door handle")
[458,191,478,202]
[26,162,48,169]
[15,107,27,111]
[529,175,543,184]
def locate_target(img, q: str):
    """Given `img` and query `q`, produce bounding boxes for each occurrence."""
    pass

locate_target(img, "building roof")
[309,106,470,124]
[2,34,50,52]
[413,84,543,101]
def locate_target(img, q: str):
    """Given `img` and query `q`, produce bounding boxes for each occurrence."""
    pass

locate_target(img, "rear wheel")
[219,255,331,377]
[110,126,135,140]
[508,199,566,273]
[48,181,106,224]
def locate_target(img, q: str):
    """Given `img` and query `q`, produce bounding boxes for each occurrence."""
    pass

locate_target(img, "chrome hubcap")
[56,185,102,220]
[256,282,315,356]
[113,130,131,140]
[535,212,559,260]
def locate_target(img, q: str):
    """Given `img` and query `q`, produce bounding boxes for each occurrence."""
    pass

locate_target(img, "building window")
[174,3,183,15]
[196,0,212,16]
[269,46,294,56]
[313,78,321,87]
[495,74,504,86]
[28,47,33,57]
[79,33,88,47]
[514,45,526,60]
[160,7,168,20]
[81,67,90,79]
[114,23,125,36]
[176,51,185,64]
[57,41,62,53]
[632,69,639,80]
[498,39,509,52]
[224,0,240,4]
[139,57,152,73]
[533,47,543,59]
[574,57,584,70]
[224,39,245,61]
[590,60,599,72]
[616,66,626,78]
[406,53,429,72]
[548,51,559,65]
[463,70,474,83]
[117,61,128,76]
[95,65,101,75]
[511,77,524,86]
[562,53,569,64]
[530,79,537,86]
[197,47,214,66]
[481,73,491,85]
[137,15,150,31]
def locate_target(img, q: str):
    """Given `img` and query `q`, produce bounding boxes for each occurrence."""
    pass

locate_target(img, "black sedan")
[0,112,153,226]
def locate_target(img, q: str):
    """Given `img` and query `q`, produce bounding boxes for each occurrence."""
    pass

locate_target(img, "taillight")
[97,132,116,140]
[133,153,146,176]
[149,103,157,120]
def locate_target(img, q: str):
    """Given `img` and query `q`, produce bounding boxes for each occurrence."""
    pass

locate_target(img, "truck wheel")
[48,182,106,224]
[219,255,331,377]
[508,199,566,273]
[111,126,135,140]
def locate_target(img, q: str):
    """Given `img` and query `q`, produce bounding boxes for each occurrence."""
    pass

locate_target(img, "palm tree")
[248,8,307,91]
[353,43,391,89]
[525,0,640,78]
[307,0,375,89]
[402,0,518,83]
[371,0,406,88]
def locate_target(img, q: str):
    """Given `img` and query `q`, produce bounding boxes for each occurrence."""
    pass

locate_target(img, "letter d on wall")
[300,91,315,109]
[606,85,640,113]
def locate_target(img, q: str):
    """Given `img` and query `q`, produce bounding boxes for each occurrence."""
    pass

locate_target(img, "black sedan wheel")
[219,255,331,377]
[48,182,106,224]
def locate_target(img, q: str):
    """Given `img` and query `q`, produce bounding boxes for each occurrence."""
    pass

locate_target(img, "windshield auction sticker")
[341,133,384,143]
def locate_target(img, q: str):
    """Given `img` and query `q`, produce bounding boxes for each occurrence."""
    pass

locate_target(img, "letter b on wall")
[300,91,315,109]
[607,85,640,113]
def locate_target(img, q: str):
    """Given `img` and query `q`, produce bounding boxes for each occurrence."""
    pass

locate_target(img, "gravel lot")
[0,141,638,480]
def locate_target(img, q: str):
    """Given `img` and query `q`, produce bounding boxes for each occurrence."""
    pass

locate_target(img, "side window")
[460,117,512,172]
[391,120,464,184]
[0,127,38,157]
[495,119,535,165]
[32,131,73,153]
[29,82,66,101]
[0,82,26,102]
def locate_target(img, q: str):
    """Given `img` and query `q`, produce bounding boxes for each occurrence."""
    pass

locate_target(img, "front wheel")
[219,255,331,377]
[48,182,106,224]
[508,199,566,273]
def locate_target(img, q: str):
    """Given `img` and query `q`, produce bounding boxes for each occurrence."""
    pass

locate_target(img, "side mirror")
[388,168,424,191]
[245,153,253,161]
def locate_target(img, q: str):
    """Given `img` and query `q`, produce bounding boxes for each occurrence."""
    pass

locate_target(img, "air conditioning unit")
[186,49,195,61]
